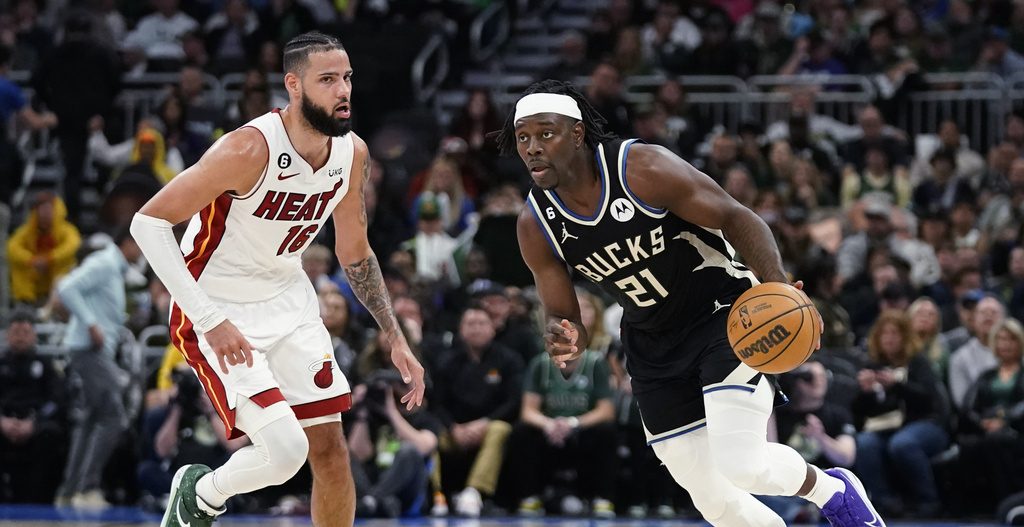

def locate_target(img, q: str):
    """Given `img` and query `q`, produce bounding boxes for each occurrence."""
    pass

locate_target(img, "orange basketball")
[726,282,821,374]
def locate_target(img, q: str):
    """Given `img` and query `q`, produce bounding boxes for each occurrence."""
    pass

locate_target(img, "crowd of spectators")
[3,0,1024,523]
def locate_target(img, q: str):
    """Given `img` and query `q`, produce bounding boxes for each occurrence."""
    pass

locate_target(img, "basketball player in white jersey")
[130,32,425,527]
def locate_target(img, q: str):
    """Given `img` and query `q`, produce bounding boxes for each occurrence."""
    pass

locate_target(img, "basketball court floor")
[0,504,1000,526]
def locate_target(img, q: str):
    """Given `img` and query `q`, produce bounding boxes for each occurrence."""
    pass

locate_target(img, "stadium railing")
[9,70,1023,159]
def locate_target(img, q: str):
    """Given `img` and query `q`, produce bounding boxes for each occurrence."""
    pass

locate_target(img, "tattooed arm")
[624,143,788,283]
[333,133,425,407]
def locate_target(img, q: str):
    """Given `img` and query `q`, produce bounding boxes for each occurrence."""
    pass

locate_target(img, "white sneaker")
[454,487,482,517]
[561,495,584,516]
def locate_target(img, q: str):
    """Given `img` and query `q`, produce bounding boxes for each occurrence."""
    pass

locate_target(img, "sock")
[195,472,231,513]
[803,466,846,508]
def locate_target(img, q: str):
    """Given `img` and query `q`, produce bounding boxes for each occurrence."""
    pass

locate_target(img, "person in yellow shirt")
[7,193,81,305]
[128,128,177,185]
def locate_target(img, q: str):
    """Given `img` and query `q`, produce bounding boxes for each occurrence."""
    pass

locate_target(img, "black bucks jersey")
[526,139,758,333]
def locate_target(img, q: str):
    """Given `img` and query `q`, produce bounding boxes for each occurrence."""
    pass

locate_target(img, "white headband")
[514,93,582,122]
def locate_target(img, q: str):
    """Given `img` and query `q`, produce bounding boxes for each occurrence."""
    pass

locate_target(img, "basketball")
[726,282,821,374]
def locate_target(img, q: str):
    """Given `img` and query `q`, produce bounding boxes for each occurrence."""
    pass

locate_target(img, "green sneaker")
[160,464,224,527]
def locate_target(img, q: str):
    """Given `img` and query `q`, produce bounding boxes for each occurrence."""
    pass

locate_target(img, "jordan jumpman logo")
[561,222,579,243]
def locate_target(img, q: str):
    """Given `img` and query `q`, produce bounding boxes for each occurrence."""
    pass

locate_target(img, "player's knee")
[709,440,767,491]
[262,418,309,482]
[717,460,765,491]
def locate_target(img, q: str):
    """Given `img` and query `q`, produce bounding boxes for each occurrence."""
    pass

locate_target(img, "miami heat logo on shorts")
[308,355,335,389]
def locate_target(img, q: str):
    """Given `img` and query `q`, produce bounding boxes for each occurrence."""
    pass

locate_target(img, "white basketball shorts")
[169,278,351,439]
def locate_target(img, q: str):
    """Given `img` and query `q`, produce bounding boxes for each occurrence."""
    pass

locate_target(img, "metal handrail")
[7,68,1022,145]
[921,71,1007,90]
[412,34,450,104]
[470,3,511,63]
[1009,71,1024,87]
[748,74,876,97]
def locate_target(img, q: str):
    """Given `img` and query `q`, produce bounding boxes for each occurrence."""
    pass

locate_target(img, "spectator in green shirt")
[505,349,617,518]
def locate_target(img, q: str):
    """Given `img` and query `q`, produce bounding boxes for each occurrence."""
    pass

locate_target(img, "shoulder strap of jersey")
[525,190,567,263]
[611,138,668,218]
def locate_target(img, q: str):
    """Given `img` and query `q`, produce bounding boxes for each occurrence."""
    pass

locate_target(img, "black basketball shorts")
[622,308,786,446]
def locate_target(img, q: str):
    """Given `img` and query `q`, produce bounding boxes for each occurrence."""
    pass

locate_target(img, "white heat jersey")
[179,110,354,303]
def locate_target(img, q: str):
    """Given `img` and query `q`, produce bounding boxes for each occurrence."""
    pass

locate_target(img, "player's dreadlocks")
[283,31,345,75]
[493,79,617,157]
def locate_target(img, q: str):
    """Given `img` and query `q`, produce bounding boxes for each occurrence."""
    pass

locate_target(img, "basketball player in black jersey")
[501,80,884,527]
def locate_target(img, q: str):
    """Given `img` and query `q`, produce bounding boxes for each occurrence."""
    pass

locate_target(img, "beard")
[300,93,352,137]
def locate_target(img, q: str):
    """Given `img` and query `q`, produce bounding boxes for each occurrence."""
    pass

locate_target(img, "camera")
[171,369,203,416]
[362,369,404,416]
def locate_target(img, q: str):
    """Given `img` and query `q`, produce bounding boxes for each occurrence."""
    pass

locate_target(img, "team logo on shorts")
[309,355,335,389]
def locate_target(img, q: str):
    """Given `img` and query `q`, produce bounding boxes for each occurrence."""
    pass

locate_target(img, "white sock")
[802,466,845,508]
[195,472,231,512]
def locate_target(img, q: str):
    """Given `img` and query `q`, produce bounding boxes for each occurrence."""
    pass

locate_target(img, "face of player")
[298,49,353,137]
[515,113,584,190]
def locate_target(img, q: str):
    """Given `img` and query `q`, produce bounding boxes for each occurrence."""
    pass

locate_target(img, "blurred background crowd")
[3,0,1024,523]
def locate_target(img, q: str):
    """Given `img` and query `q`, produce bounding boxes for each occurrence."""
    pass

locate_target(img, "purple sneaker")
[820,468,886,527]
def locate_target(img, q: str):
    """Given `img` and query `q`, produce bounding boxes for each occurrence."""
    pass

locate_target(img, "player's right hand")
[204,320,254,374]
[545,319,581,369]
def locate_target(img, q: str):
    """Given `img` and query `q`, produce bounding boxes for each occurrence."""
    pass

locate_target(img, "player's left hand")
[792,280,824,350]
[389,341,425,410]
[545,319,582,369]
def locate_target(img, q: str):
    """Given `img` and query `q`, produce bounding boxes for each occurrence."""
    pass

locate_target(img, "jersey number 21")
[615,268,668,307]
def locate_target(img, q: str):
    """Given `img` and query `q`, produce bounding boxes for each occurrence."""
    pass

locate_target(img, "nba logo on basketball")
[739,305,752,329]
[308,357,334,388]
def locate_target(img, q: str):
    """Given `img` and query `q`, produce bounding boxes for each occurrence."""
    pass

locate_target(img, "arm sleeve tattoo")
[343,254,400,337]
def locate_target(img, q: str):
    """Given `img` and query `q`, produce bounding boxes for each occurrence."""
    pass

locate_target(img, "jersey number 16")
[278,224,318,255]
